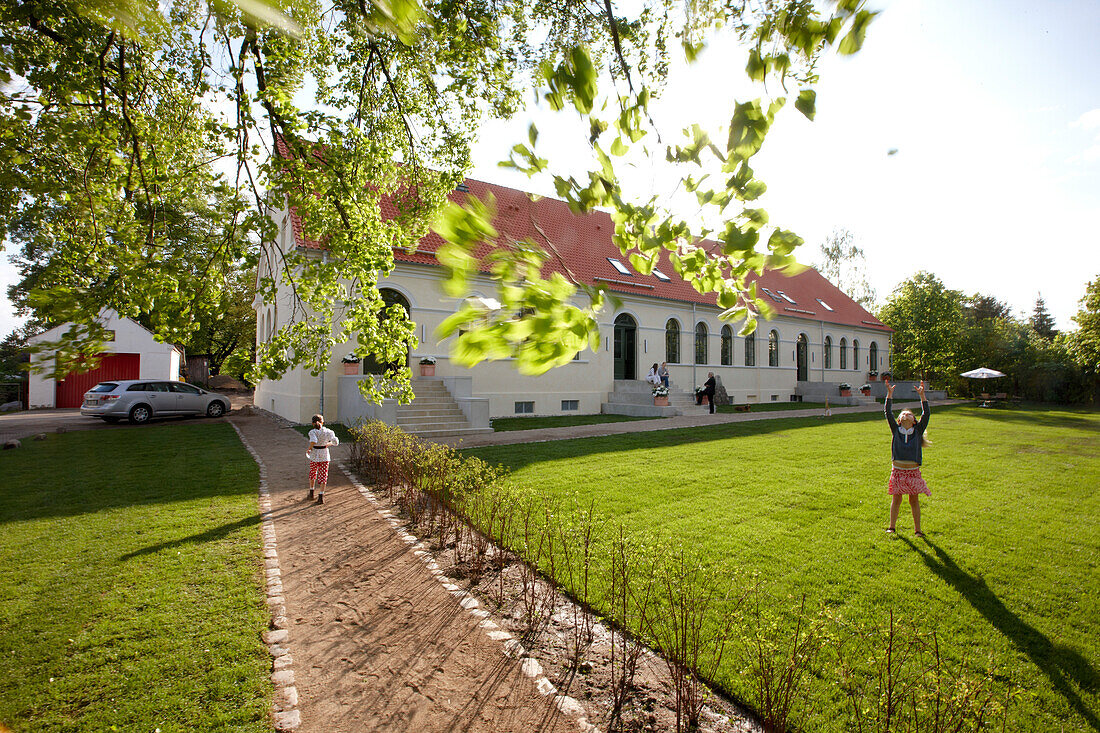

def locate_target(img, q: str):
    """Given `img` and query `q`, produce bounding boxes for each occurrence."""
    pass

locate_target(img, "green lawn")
[716,400,830,413]
[0,423,271,732]
[491,414,659,431]
[465,404,1100,731]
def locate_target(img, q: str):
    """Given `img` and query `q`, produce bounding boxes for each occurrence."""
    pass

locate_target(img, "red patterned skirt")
[309,460,330,485]
[888,466,930,496]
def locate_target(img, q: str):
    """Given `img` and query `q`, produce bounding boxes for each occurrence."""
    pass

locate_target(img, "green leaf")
[795,89,817,121]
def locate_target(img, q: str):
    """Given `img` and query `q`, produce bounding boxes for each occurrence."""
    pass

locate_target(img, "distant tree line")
[878,272,1100,404]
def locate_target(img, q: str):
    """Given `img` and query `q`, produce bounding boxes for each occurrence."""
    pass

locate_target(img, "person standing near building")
[307,414,339,504]
[702,372,716,414]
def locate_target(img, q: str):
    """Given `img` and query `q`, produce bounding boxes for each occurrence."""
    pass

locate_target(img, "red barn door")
[55,353,141,408]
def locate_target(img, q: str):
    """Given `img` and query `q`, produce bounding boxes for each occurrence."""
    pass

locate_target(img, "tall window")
[665,319,680,363]
[720,325,733,366]
[840,338,848,370]
[744,332,756,366]
[768,330,780,367]
[869,342,878,371]
[853,339,860,370]
[823,335,832,369]
[695,322,708,365]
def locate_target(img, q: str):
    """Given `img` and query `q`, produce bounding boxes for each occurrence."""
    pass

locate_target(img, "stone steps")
[395,379,493,438]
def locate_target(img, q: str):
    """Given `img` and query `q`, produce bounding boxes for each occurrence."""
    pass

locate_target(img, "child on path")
[884,380,931,537]
[307,414,339,504]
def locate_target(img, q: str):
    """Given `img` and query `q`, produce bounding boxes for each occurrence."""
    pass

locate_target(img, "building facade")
[255,177,891,425]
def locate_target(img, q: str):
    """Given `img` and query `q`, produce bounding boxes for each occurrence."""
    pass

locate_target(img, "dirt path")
[230,413,572,733]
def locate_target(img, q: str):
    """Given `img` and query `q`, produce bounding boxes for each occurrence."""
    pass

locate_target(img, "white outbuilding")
[27,310,183,408]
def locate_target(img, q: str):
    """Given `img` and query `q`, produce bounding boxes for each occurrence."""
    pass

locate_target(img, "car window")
[148,382,171,392]
[126,383,149,392]
[90,383,119,393]
[169,383,203,395]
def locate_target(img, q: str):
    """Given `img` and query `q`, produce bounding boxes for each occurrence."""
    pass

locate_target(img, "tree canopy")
[877,271,963,384]
[2,0,878,398]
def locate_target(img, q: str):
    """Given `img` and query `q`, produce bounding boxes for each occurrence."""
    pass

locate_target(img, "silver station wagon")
[80,380,232,424]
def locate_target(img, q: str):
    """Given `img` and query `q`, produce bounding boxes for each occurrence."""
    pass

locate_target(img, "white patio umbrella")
[960,367,1006,379]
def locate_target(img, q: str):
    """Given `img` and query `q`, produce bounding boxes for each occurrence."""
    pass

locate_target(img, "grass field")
[465,404,1100,731]
[0,423,271,732]
[491,414,658,431]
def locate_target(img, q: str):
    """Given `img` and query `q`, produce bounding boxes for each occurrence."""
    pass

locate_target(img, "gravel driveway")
[0,393,255,444]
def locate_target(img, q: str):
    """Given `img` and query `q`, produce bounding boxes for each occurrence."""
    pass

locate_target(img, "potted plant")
[652,384,670,406]
[838,382,852,397]
[860,383,872,395]
[418,356,436,376]
[868,370,878,382]
[341,353,360,375]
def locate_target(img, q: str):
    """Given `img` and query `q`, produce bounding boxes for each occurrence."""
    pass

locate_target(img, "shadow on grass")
[904,536,1100,730]
[463,409,891,470]
[0,422,258,525]
[119,514,263,561]
[949,403,1100,431]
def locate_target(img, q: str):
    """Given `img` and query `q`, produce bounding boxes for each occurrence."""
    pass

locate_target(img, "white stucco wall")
[253,241,893,424]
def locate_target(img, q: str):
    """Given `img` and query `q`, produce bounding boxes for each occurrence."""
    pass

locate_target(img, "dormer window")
[816,298,834,311]
[652,268,671,282]
[607,258,632,276]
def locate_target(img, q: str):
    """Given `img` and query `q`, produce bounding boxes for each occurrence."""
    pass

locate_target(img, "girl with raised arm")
[884,380,931,537]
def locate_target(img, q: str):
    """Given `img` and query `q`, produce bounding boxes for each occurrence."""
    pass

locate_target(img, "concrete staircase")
[602,380,678,417]
[396,379,494,439]
[668,384,712,416]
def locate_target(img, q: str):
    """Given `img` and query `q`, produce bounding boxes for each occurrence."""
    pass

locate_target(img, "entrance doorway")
[796,334,809,382]
[362,288,412,374]
[613,314,637,380]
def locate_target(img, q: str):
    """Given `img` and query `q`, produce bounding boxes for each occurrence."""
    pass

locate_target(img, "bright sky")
[469,0,1100,330]
[2,0,1098,336]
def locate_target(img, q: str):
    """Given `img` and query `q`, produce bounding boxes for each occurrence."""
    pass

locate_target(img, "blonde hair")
[896,410,931,447]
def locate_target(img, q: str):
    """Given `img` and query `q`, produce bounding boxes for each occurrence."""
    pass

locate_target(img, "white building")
[27,310,184,409]
[255,177,891,430]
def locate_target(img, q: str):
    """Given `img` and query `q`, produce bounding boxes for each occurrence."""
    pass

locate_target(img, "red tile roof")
[285,175,890,333]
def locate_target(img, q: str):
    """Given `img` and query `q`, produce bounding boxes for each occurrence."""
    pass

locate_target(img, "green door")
[614,314,637,380]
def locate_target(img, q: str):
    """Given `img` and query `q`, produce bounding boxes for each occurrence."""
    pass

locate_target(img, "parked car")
[80,380,231,424]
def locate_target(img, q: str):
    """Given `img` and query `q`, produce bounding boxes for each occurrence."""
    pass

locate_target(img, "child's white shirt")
[307,426,338,461]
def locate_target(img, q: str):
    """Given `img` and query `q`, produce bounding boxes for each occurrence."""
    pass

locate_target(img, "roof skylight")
[607,258,632,276]
[777,290,797,304]
[652,268,671,282]
[816,298,834,311]
[761,287,784,303]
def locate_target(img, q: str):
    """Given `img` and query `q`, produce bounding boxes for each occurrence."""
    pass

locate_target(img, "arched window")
[840,338,848,370]
[363,288,411,374]
[823,335,832,369]
[695,322,708,364]
[768,330,780,367]
[665,319,680,364]
[744,331,756,366]
[852,339,860,370]
[869,341,878,371]
[721,325,733,366]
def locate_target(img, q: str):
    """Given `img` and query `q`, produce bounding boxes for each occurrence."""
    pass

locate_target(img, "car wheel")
[206,401,226,418]
[102,417,120,424]
[129,404,153,424]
